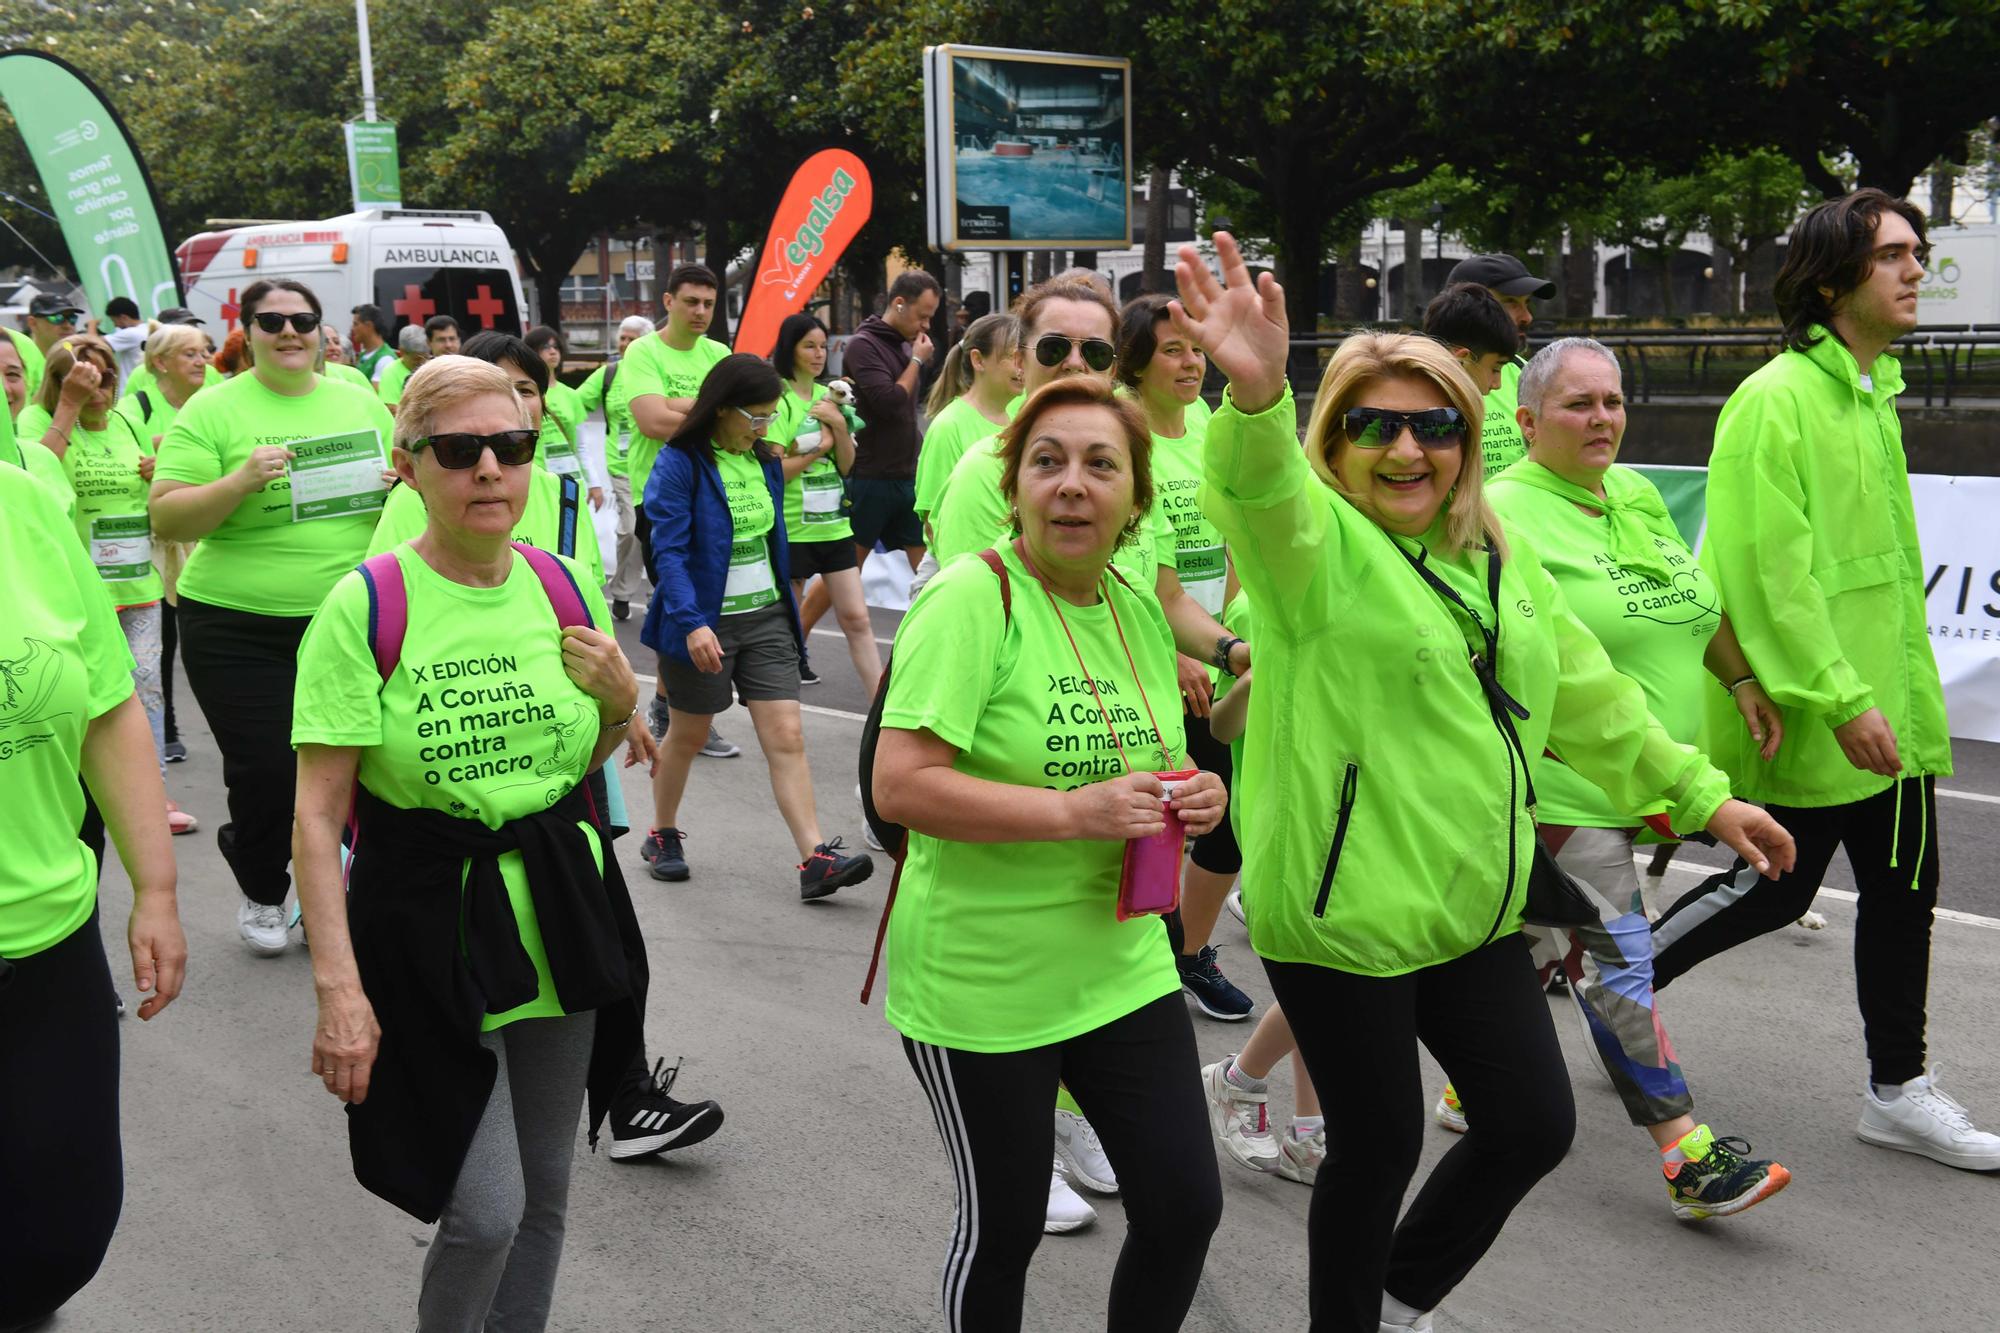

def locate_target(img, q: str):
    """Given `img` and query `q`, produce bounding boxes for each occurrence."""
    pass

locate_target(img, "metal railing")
[1260,325,2000,409]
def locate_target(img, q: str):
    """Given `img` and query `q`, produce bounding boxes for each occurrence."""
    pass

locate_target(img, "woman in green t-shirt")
[915,311,1022,539]
[527,326,604,507]
[872,377,1228,1329]
[1115,292,1256,1021]
[769,313,879,694]
[1468,336,1792,1220]
[116,323,212,769]
[150,278,396,958]
[1174,232,1796,1331]
[639,354,874,898]
[0,463,185,1330]
[292,354,645,1326]
[28,335,196,836]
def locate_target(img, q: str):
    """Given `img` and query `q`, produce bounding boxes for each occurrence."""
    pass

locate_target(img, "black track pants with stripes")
[901,992,1221,1332]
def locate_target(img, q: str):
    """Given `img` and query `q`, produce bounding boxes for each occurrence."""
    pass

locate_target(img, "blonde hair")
[36,334,119,415]
[391,355,529,452]
[1302,332,1503,559]
[925,312,1019,417]
[143,323,208,373]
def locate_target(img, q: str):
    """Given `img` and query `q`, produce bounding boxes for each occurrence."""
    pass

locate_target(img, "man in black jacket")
[843,270,941,571]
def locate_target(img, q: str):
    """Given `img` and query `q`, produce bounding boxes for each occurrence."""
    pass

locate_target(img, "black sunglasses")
[43,312,79,326]
[1343,406,1466,451]
[250,310,323,335]
[415,430,538,469]
[1034,334,1116,373]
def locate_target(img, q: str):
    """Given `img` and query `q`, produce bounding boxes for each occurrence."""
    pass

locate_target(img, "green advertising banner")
[0,51,182,317]
[344,120,403,209]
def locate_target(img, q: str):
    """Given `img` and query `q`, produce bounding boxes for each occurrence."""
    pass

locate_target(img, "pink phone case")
[1117,769,1198,922]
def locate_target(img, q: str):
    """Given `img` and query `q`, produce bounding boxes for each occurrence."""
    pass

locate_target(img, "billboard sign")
[924,45,1131,252]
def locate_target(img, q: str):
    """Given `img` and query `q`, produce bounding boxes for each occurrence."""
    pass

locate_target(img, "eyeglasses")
[735,407,776,430]
[42,312,78,326]
[1343,406,1466,451]
[1033,334,1116,372]
[250,310,323,335]
[414,430,538,469]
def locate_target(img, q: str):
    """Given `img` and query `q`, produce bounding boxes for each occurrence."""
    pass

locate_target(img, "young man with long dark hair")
[1651,188,2000,1171]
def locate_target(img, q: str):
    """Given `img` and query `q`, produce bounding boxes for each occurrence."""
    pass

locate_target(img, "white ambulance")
[175,208,531,342]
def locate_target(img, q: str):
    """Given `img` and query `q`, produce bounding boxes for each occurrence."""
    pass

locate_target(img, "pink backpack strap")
[512,542,592,630]
[357,551,409,683]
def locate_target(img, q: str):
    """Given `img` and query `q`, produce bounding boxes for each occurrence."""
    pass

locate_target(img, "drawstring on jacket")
[1888,776,1903,869]
[1885,776,1928,890]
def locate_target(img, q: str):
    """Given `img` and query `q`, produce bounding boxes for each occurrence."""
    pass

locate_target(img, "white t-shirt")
[104,322,148,385]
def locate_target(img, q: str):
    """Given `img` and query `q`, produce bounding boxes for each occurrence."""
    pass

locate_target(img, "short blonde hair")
[143,323,208,373]
[1302,332,1503,560]
[391,355,529,452]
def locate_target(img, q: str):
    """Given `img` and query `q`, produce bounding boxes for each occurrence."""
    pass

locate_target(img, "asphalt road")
[51,597,2000,1332]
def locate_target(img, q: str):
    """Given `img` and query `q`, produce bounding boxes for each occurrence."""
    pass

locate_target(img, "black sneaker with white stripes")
[608,1057,724,1161]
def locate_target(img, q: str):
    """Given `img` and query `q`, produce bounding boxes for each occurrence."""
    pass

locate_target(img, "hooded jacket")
[1201,389,1729,977]
[1698,329,1951,808]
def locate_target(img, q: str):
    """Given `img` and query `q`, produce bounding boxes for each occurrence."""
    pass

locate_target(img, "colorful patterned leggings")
[1527,824,1693,1128]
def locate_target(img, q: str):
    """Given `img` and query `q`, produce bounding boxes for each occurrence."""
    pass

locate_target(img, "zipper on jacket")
[1312,762,1360,918]
[1479,740,1521,946]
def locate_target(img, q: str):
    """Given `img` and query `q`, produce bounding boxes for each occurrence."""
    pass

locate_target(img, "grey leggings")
[418,1012,594,1333]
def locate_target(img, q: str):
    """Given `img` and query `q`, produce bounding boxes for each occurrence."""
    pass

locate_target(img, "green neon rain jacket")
[1202,389,1730,976]
[1699,330,1952,808]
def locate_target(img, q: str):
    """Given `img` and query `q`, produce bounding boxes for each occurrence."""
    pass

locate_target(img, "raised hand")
[1168,231,1289,414]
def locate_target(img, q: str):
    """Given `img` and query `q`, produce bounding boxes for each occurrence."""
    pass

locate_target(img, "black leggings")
[1653,776,1939,1085]
[1265,934,1575,1331]
[160,598,179,744]
[176,598,312,906]
[1182,708,1239,876]
[0,914,123,1329]
[901,992,1221,1332]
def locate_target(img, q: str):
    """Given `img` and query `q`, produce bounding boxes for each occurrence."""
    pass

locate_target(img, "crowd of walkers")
[2,188,1995,1333]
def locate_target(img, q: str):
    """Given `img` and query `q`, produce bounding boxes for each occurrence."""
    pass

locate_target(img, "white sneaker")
[1044,1160,1096,1233]
[1378,1315,1434,1333]
[1857,1070,2000,1171]
[1795,909,1827,930]
[1433,1084,1468,1134]
[1201,1058,1279,1172]
[237,897,289,956]
[856,781,884,851]
[1277,1126,1325,1185]
[1053,1109,1119,1195]
[1225,886,1246,926]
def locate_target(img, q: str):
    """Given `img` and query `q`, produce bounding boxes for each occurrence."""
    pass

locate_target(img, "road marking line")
[1635,855,2000,932]
[1939,787,2000,806]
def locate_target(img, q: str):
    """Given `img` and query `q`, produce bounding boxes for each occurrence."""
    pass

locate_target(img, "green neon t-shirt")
[39,409,164,607]
[114,379,186,451]
[1215,588,1257,841]
[881,540,1184,1051]
[0,464,137,958]
[291,544,613,1030]
[715,446,778,615]
[377,356,414,407]
[1488,461,1722,827]
[1149,420,1227,616]
[575,363,634,480]
[367,468,605,589]
[539,380,586,477]
[1481,359,1527,481]
[153,372,396,616]
[608,333,730,494]
[930,435,1169,587]
[774,381,853,545]
[0,420,75,517]
[915,396,1009,522]
[327,363,374,393]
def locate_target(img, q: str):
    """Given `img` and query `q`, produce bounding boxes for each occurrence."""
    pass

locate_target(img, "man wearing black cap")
[1443,254,1553,479]
[26,293,84,357]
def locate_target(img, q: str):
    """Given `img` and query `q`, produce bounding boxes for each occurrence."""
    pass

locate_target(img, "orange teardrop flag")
[733,149,873,358]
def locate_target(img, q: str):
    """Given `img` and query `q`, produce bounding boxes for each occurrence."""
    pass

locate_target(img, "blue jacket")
[640,442,805,666]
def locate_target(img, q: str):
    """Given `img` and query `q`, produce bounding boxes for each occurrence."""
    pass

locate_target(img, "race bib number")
[287,429,388,522]
[722,538,777,614]
[1181,544,1226,616]
[613,430,631,457]
[544,438,583,476]
[90,513,153,582]
[802,468,844,523]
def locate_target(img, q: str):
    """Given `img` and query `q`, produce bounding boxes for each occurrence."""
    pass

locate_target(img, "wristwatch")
[1212,636,1246,677]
